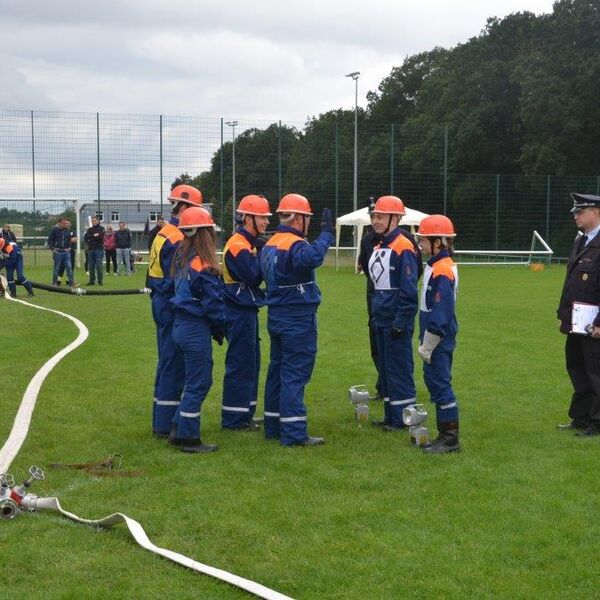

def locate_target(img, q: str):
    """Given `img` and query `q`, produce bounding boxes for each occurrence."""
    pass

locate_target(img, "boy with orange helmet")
[221,195,271,430]
[0,238,34,297]
[148,184,203,438]
[415,214,460,453]
[260,193,334,446]
[367,195,419,431]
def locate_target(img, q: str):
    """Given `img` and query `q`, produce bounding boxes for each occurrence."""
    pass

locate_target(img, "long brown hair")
[172,228,222,277]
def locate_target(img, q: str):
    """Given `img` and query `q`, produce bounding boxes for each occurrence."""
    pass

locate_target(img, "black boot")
[177,438,218,453]
[422,421,460,454]
[25,284,34,297]
[8,282,16,297]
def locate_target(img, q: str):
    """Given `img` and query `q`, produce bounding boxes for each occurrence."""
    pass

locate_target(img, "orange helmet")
[373,195,406,215]
[0,238,6,252]
[168,184,203,207]
[276,193,313,216]
[417,215,456,238]
[237,195,272,216]
[178,207,215,230]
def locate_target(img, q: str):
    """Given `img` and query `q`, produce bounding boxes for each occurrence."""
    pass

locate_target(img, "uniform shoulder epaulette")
[432,258,456,280]
[190,256,208,272]
[267,231,304,251]
[226,233,252,257]
[161,223,184,244]
[389,234,415,254]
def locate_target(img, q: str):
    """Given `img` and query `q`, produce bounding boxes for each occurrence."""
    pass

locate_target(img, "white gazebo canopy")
[335,205,429,269]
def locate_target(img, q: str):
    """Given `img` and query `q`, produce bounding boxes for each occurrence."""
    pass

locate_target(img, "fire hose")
[20,280,151,296]
[0,282,294,600]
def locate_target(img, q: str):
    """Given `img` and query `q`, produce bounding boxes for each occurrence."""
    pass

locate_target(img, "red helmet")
[417,215,456,237]
[178,207,215,230]
[237,195,272,216]
[276,193,313,216]
[168,184,203,207]
[373,195,406,215]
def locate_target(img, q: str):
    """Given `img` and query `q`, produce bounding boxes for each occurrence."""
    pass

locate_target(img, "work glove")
[418,330,442,364]
[211,325,225,346]
[391,327,404,340]
[320,208,335,235]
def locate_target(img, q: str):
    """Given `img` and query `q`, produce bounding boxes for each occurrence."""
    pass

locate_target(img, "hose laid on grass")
[0,285,293,600]
[22,280,151,296]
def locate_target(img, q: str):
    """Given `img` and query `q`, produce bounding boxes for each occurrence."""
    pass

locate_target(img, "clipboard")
[571,301,599,335]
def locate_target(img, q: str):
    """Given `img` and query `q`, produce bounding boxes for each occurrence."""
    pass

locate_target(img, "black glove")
[391,327,404,340]
[211,325,225,346]
[320,207,334,234]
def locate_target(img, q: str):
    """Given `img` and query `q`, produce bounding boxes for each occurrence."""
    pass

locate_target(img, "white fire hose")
[0,280,293,600]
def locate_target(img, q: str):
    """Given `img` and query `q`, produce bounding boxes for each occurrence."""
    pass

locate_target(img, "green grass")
[1,264,599,598]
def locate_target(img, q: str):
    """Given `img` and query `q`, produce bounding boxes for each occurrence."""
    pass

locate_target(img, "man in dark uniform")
[557,192,600,436]
[358,196,423,399]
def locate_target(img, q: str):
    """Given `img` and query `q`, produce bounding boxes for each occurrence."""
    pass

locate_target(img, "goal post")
[453,230,553,265]
[0,197,80,267]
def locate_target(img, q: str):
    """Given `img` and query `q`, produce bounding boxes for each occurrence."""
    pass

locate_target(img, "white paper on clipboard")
[571,301,599,335]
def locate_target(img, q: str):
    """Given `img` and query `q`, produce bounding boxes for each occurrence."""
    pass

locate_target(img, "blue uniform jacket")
[368,227,418,329]
[148,217,183,297]
[171,256,225,326]
[260,224,333,314]
[222,228,265,310]
[1,241,22,265]
[419,251,458,340]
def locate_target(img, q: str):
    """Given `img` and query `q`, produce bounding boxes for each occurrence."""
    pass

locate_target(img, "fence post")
[495,174,500,251]
[278,120,282,199]
[443,126,448,215]
[96,112,101,216]
[596,175,599,195]
[390,123,394,194]
[31,110,37,266]
[546,175,551,241]
[335,121,339,270]
[220,118,224,230]
[159,114,163,214]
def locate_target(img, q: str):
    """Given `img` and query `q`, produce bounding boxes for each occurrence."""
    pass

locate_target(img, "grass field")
[1,264,599,598]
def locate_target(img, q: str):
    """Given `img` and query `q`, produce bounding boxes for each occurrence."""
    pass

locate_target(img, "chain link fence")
[1,109,599,265]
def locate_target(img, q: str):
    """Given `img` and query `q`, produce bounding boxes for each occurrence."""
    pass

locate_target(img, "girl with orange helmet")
[415,214,460,453]
[168,207,224,453]
[221,195,271,430]
[367,195,420,431]
[148,184,203,438]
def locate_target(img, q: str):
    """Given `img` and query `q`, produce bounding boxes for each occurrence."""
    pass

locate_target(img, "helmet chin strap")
[383,215,394,235]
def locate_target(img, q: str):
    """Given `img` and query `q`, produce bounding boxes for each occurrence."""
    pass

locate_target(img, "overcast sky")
[0,0,556,123]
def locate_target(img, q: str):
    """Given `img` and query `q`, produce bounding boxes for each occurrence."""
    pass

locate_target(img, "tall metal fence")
[1,109,599,259]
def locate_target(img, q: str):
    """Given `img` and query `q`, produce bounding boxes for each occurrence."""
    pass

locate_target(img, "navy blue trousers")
[151,293,185,434]
[172,317,213,440]
[264,311,317,445]
[375,325,417,427]
[423,336,458,423]
[222,304,260,428]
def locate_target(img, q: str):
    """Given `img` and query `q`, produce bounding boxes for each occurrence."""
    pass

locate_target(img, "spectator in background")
[115,221,132,275]
[48,217,76,287]
[84,216,105,285]
[148,216,166,250]
[103,225,117,275]
[1,224,17,243]
[56,219,77,286]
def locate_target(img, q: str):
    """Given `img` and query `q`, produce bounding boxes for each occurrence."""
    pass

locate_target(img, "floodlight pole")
[225,120,238,234]
[346,71,360,248]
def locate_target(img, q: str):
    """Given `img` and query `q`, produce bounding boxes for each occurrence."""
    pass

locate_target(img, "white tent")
[335,206,429,269]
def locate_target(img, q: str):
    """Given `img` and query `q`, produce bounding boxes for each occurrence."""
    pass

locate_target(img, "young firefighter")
[368,195,419,431]
[148,184,203,438]
[221,194,271,430]
[260,194,334,446]
[0,238,34,297]
[415,214,460,453]
[169,207,224,453]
